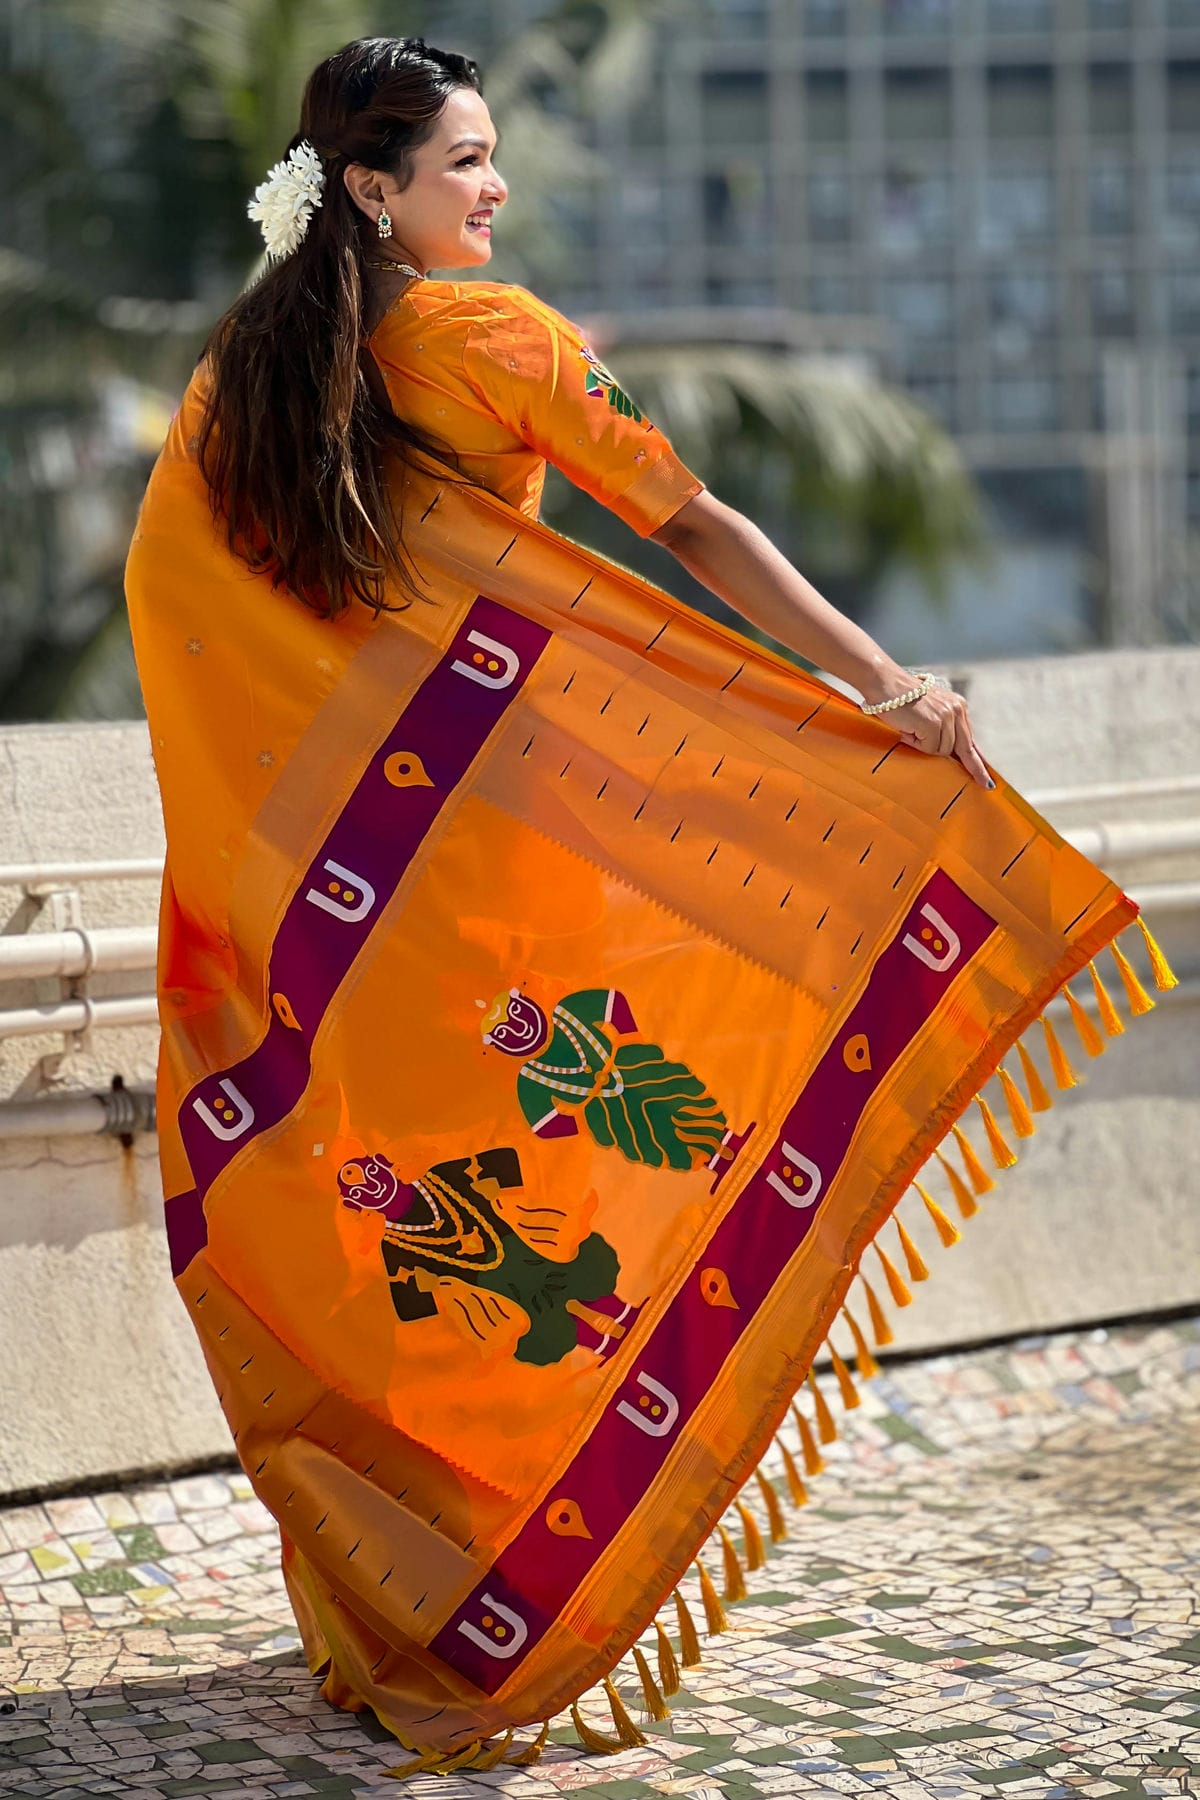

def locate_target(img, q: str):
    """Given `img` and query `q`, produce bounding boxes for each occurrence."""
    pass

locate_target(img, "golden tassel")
[860,1274,895,1345]
[934,1148,979,1219]
[1065,987,1106,1058]
[719,1522,748,1599]
[472,1732,515,1772]
[385,1748,446,1779]
[807,1370,839,1442]
[674,1589,702,1667]
[976,1095,1018,1169]
[571,1695,630,1756]
[1089,960,1125,1037]
[1017,1038,1053,1113]
[755,1467,788,1543]
[828,1343,861,1411]
[507,1721,550,1766]
[842,1304,881,1378]
[1110,938,1155,1016]
[875,1241,913,1307]
[951,1123,996,1194]
[632,1645,670,1722]
[792,1402,826,1472]
[736,1499,766,1569]
[654,1617,681,1695]
[913,1180,961,1248]
[895,1216,930,1282]
[604,1676,649,1747]
[696,1558,728,1634]
[435,1740,486,1775]
[1135,915,1178,991]
[1042,1013,1079,1088]
[777,1435,809,1506]
[996,1066,1036,1139]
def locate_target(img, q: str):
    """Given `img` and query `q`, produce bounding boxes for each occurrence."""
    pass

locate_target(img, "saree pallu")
[126,422,1172,1770]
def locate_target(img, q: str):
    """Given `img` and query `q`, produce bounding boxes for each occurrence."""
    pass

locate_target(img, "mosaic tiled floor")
[2,1316,1198,1800]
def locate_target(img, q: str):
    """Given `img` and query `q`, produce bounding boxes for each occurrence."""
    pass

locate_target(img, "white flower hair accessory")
[247,140,326,259]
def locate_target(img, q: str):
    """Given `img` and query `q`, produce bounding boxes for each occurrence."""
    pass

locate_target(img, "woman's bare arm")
[650,489,992,789]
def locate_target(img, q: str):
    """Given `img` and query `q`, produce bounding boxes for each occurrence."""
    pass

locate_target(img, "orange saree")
[125,280,1172,1771]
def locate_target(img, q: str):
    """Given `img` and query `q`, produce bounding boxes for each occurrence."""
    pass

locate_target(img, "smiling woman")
[125,27,1172,1784]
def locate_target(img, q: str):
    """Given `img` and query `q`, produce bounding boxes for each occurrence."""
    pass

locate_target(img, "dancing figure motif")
[337,1145,633,1365]
[481,985,747,1182]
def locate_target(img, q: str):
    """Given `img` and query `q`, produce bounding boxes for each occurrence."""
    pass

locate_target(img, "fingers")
[891,691,995,790]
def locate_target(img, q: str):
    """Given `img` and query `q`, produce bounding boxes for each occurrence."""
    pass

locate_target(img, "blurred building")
[456,0,1200,655]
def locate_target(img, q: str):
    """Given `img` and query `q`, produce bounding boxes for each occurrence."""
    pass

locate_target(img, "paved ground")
[1,1315,1198,1800]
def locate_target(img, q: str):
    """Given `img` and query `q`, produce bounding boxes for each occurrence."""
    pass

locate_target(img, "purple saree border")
[164,596,552,1279]
[429,867,997,1693]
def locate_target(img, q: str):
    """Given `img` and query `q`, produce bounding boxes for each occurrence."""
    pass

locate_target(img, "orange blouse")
[367,279,703,537]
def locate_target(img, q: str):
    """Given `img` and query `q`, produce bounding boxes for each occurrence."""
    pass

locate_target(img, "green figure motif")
[339,1146,632,1365]
[481,985,741,1179]
[581,347,645,421]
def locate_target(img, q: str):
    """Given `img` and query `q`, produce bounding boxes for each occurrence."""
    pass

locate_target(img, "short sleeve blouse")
[368,280,703,538]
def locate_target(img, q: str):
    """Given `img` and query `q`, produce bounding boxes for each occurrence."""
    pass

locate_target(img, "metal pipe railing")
[0,925,157,982]
[0,994,158,1040]
[0,1086,155,1140]
[0,857,163,888]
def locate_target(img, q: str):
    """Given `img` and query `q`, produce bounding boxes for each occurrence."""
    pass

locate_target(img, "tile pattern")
[1,1316,1197,1800]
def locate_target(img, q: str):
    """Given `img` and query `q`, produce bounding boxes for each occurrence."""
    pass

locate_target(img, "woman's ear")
[343,162,386,222]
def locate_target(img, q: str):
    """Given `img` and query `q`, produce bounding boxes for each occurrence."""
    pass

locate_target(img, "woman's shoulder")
[371,279,575,355]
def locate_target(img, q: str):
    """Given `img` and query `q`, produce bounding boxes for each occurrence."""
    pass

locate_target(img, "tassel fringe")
[792,1402,826,1472]
[1017,1038,1053,1112]
[828,1343,861,1411]
[1089,960,1125,1036]
[674,1589,702,1667]
[842,1304,881,1378]
[655,1616,681,1695]
[1066,986,1106,1058]
[807,1370,839,1442]
[633,1645,670,1722]
[1110,938,1154,1016]
[777,1434,809,1505]
[696,1557,728,1634]
[975,1095,1018,1169]
[1135,915,1177,990]
[996,1066,1036,1139]
[719,1522,748,1598]
[895,1216,930,1283]
[935,1148,979,1219]
[755,1467,788,1542]
[508,1721,550,1765]
[860,1274,895,1345]
[1042,1013,1078,1088]
[951,1123,995,1194]
[914,1180,961,1248]
[875,1241,913,1307]
[736,1499,766,1568]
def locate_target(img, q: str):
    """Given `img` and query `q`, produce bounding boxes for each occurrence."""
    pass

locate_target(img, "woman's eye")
[456,155,479,168]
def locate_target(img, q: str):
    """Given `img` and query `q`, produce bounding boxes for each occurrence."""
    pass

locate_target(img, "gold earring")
[377,207,392,240]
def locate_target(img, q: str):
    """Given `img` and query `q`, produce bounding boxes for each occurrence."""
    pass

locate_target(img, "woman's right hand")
[888,682,994,790]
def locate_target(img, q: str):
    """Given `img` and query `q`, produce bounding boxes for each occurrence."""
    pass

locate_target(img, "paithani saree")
[125,292,1173,1773]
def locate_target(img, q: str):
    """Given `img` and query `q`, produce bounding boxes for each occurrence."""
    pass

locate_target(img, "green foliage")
[0,0,985,719]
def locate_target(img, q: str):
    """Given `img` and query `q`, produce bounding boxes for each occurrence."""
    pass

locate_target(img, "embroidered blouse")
[368,280,704,538]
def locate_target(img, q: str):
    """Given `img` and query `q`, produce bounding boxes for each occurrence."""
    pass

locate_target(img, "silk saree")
[125,281,1173,1771]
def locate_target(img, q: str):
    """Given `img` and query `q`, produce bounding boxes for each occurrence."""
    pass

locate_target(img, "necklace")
[365,258,424,280]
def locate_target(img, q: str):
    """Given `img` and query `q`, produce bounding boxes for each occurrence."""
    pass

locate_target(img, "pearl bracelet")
[859,671,937,716]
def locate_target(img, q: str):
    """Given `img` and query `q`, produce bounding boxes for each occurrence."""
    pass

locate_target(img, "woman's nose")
[486,169,508,205]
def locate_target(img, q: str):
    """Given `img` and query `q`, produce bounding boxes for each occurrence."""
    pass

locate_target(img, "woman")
[126,35,1168,1773]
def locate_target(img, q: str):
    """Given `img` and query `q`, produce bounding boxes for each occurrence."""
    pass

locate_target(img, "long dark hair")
[197,38,482,618]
